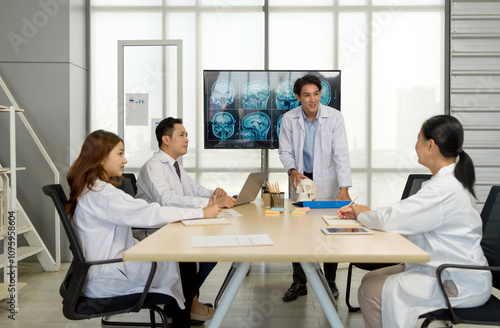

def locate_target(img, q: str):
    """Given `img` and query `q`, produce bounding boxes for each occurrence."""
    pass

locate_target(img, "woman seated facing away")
[337,115,491,328]
[65,130,220,328]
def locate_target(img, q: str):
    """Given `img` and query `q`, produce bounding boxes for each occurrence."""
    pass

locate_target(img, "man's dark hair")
[156,117,183,148]
[293,75,322,96]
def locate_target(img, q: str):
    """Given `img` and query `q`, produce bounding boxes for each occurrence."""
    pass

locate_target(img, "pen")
[213,194,216,206]
[348,197,358,207]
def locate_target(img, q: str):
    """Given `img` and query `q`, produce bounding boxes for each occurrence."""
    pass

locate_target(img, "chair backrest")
[122,173,137,196]
[42,184,161,321]
[401,174,433,200]
[480,186,500,289]
[42,184,86,262]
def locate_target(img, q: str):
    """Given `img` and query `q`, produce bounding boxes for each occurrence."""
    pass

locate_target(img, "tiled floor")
[0,262,483,327]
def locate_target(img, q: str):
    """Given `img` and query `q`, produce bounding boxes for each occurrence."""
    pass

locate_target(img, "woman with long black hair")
[337,115,491,327]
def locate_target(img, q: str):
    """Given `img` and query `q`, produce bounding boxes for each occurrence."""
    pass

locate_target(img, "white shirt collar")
[300,105,321,122]
[156,150,177,165]
[435,162,456,178]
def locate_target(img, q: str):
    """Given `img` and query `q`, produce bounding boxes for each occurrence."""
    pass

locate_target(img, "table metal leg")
[208,262,251,328]
[301,262,344,328]
[315,264,338,311]
[214,262,238,309]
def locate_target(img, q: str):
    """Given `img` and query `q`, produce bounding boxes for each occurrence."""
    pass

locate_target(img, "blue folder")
[292,200,351,208]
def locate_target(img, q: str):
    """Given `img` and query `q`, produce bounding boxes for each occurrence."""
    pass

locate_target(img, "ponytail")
[421,115,476,198]
[455,150,476,199]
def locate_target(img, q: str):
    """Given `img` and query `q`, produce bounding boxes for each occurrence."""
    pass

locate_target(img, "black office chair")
[117,174,161,245]
[42,184,179,328]
[418,185,500,327]
[345,174,433,312]
[400,174,433,200]
[123,173,138,195]
[117,173,137,197]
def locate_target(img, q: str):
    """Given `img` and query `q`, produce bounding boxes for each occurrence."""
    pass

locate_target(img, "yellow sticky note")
[265,209,280,215]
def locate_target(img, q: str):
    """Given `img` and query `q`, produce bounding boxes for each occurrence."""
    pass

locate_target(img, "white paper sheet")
[192,234,274,247]
[126,93,148,126]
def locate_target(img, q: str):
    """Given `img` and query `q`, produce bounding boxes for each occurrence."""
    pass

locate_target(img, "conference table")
[123,199,429,328]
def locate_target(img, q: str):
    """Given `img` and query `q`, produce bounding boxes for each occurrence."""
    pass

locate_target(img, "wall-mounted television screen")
[204,70,341,149]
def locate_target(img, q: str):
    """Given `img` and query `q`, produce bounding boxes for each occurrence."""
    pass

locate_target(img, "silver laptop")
[233,171,269,206]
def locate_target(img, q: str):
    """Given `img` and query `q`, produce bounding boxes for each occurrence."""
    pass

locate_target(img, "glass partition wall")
[90,0,444,207]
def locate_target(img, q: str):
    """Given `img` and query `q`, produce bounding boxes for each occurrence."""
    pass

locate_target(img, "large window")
[90,0,444,207]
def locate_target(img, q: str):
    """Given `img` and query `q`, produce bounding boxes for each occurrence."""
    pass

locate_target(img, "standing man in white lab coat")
[136,117,236,322]
[278,74,352,302]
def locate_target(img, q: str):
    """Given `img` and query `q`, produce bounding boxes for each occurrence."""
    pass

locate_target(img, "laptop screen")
[234,171,269,206]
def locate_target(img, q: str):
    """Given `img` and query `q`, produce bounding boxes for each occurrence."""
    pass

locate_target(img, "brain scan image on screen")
[240,112,271,141]
[240,80,270,109]
[275,81,299,110]
[210,80,235,109]
[276,114,284,139]
[320,79,331,106]
[211,112,236,140]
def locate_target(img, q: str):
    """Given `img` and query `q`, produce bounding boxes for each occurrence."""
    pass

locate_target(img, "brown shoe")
[191,305,215,322]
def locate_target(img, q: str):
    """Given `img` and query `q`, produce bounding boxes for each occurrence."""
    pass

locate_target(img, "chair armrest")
[60,259,122,298]
[66,258,158,314]
[83,258,123,267]
[84,258,158,313]
[130,261,157,312]
[435,263,499,323]
[86,257,123,266]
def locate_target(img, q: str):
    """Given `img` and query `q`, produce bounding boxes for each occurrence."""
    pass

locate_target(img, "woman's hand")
[337,204,371,219]
[203,204,221,218]
[337,204,357,219]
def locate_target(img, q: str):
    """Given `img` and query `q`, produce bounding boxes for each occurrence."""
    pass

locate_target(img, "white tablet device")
[321,227,373,235]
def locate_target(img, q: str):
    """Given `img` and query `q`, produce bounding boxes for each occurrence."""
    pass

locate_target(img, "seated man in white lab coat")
[136,117,236,322]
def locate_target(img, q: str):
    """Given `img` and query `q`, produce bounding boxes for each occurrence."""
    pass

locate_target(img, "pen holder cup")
[263,190,271,208]
[270,192,285,208]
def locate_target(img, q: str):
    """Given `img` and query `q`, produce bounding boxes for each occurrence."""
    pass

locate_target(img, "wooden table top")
[123,199,430,264]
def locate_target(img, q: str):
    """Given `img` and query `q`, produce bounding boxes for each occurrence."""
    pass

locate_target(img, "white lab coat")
[136,151,213,208]
[278,105,352,199]
[358,163,492,328]
[72,179,204,308]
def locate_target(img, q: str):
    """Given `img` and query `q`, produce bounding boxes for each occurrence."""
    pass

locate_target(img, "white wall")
[449,1,500,211]
[0,0,87,262]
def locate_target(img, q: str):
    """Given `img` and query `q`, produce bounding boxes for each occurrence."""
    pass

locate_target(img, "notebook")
[322,215,363,227]
[233,171,269,206]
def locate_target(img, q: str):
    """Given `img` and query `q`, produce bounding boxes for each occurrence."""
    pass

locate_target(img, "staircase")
[0,167,59,275]
[0,100,60,309]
